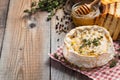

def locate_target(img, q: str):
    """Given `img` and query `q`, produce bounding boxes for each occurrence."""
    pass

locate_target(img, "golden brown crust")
[94,2,120,40]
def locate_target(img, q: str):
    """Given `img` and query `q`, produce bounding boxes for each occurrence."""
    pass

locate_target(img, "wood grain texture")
[0,0,50,80]
[0,0,10,56]
[50,9,92,80]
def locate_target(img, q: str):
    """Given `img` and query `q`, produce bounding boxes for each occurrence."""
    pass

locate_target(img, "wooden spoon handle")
[89,0,100,7]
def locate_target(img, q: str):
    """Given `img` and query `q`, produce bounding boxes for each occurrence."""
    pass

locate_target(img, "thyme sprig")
[24,1,38,15]
[109,59,117,68]
[24,0,67,21]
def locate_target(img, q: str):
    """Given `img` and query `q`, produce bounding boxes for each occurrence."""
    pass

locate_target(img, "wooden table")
[0,0,92,80]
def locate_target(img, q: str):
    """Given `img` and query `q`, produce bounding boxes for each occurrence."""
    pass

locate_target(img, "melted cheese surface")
[66,26,111,56]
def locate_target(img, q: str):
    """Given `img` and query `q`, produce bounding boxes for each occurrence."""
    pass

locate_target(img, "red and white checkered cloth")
[49,41,120,80]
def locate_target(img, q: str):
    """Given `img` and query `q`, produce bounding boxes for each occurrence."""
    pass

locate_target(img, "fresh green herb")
[92,36,103,46]
[82,39,87,43]
[79,36,103,51]
[109,59,117,68]
[92,38,99,46]
[54,53,58,59]
[85,40,91,46]
[98,36,103,39]
[92,38,98,43]
[24,1,37,15]
[79,44,85,49]
[79,39,91,49]
[24,0,67,21]
[31,1,37,8]
[47,10,56,21]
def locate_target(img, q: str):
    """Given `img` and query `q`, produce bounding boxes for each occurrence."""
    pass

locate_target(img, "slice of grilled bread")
[95,2,120,40]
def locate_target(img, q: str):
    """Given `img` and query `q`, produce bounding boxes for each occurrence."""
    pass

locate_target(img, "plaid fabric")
[49,41,120,80]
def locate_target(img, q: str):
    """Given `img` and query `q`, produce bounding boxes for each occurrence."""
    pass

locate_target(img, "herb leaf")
[79,36,103,50]
[24,0,67,21]
[31,1,36,8]
[54,53,58,59]
[109,59,117,68]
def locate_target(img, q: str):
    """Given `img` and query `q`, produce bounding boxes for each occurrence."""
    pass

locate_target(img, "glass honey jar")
[71,2,100,26]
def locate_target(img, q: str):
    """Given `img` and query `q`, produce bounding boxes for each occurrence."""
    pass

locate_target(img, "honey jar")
[71,2,100,26]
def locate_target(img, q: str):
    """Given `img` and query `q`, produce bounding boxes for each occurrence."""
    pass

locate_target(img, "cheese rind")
[63,25,115,68]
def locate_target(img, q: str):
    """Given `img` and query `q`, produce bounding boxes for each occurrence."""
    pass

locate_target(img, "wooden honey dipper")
[74,0,100,16]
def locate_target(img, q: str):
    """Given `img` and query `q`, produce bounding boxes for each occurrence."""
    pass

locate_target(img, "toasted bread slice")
[94,2,120,40]
[108,2,118,36]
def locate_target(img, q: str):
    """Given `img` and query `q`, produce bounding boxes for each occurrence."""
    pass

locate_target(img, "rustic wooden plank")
[0,0,10,56]
[0,0,50,80]
[50,9,92,80]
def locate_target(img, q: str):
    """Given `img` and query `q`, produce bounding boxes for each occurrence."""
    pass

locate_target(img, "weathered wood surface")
[0,0,50,80]
[0,0,93,80]
[0,0,10,56]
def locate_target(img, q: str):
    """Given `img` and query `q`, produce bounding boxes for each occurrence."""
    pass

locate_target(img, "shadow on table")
[46,58,92,80]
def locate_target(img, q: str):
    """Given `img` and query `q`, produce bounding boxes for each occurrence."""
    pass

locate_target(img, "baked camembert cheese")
[63,25,115,68]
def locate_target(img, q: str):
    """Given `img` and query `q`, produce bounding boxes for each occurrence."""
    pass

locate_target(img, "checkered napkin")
[49,41,120,80]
